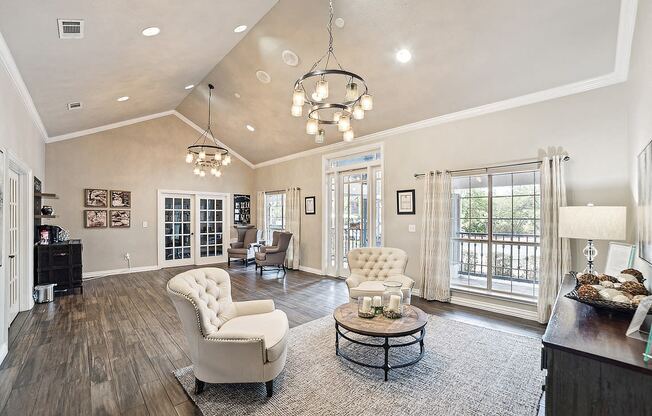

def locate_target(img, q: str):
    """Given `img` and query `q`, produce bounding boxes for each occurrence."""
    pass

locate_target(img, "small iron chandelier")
[185,84,231,177]
[291,0,373,144]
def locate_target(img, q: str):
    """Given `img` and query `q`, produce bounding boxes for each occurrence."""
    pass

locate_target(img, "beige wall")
[254,153,322,270]
[255,84,632,291]
[45,115,255,273]
[0,51,46,354]
[626,0,652,285]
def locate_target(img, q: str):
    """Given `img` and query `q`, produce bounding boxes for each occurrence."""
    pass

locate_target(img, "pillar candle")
[372,296,382,307]
[389,294,401,312]
[361,296,372,313]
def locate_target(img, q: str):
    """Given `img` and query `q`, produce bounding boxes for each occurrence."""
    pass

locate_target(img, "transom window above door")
[450,170,541,299]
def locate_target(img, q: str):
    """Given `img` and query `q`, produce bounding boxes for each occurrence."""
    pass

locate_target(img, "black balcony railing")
[452,232,539,284]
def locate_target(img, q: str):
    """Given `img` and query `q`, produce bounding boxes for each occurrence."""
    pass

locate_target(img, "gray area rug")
[175,315,543,416]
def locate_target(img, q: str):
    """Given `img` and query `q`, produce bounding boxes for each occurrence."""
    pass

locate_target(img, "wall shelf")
[34,192,58,199]
[35,214,57,219]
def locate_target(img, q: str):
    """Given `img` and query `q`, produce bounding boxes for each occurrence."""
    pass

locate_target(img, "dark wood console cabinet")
[34,240,83,294]
[542,275,652,415]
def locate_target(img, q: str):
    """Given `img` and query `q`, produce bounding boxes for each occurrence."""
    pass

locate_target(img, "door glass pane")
[164,196,192,262]
[199,197,224,259]
[342,171,368,270]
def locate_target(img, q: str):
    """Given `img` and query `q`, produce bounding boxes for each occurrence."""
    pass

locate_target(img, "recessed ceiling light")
[184,84,194,90]
[234,25,247,33]
[117,96,130,102]
[282,49,300,66]
[246,124,255,132]
[141,27,161,37]
[256,70,271,84]
[234,92,241,99]
[395,49,412,63]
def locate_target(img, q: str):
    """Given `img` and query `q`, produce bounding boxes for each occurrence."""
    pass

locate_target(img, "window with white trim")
[450,170,541,298]
[264,192,286,243]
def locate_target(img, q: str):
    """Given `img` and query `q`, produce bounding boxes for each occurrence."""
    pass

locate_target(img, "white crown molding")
[46,110,175,143]
[254,0,639,169]
[172,110,255,169]
[0,31,48,139]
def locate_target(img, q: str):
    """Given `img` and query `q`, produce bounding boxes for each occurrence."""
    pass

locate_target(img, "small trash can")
[33,284,56,303]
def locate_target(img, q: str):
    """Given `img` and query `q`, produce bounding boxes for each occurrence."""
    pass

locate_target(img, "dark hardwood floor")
[0,264,544,415]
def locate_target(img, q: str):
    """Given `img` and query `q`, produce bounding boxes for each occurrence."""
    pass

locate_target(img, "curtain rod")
[413,155,570,178]
[264,187,301,193]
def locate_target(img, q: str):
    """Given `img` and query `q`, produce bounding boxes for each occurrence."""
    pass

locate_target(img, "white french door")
[324,148,383,278]
[7,168,20,323]
[158,192,229,268]
[195,195,227,265]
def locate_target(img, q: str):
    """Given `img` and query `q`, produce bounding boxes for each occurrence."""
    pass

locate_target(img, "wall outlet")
[408,224,416,233]
[142,221,148,228]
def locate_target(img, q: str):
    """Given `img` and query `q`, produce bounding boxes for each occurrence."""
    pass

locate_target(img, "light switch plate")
[408,224,416,232]
[142,221,148,228]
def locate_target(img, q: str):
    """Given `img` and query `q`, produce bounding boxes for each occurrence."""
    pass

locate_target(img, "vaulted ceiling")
[1,0,625,164]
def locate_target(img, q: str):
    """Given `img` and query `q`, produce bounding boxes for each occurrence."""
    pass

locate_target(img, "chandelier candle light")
[185,84,231,177]
[291,0,373,144]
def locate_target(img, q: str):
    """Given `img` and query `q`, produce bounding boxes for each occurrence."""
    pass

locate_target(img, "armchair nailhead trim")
[167,284,263,343]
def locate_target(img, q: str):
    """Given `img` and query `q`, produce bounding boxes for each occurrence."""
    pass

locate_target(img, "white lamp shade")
[558,206,627,240]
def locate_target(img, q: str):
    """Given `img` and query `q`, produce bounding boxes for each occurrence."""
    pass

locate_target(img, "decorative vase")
[41,206,53,215]
[382,281,404,319]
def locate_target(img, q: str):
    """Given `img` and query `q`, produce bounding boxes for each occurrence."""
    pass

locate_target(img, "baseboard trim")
[0,342,7,365]
[298,266,324,275]
[450,294,538,321]
[83,265,160,279]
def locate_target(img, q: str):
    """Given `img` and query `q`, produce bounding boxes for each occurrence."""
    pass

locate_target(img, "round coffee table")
[333,303,428,381]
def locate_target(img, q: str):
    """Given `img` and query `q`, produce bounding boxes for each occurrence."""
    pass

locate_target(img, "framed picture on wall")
[638,139,652,264]
[305,196,316,215]
[110,210,131,228]
[396,189,415,215]
[110,190,131,208]
[84,210,107,228]
[84,189,108,207]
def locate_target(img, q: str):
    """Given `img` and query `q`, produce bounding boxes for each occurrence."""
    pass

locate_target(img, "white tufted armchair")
[345,247,415,300]
[166,268,288,397]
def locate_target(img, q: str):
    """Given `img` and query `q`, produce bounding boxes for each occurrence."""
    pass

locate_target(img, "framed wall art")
[396,189,415,215]
[305,196,316,215]
[234,194,251,224]
[84,188,108,207]
[110,190,131,208]
[84,210,107,228]
[110,210,131,228]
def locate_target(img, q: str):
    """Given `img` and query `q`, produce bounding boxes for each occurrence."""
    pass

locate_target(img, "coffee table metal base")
[335,322,425,381]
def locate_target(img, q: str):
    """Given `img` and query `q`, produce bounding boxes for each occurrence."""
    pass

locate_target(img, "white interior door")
[195,195,228,265]
[7,169,19,324]
[161,194,194,267]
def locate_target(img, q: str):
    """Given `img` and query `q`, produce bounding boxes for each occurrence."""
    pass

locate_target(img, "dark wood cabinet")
[542,275,652,415]
[34,240,83,294]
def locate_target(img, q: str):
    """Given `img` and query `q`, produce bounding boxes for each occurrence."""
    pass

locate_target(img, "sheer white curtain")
[285,187,301,270]
[419,172,452,301]
[538,155,571,323]
[256,191,265,239]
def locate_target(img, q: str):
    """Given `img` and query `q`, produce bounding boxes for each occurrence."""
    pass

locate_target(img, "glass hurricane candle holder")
[357,296,375,319]
[372,295,383,315]
[382,281,404,319]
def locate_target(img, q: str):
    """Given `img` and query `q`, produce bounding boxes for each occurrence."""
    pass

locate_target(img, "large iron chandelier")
[291,0,373,144]
[185,84,231,177]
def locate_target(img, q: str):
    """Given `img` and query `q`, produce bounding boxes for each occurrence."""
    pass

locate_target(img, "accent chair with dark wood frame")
[255,231,293,274]
[227,227,259,267]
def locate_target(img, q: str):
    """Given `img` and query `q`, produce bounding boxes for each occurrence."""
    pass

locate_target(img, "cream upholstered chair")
[345,247,415,300]
[166,268,288,397]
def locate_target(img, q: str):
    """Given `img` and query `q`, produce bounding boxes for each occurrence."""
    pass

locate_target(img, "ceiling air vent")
[67,102,82,110]
[57,19,84,39]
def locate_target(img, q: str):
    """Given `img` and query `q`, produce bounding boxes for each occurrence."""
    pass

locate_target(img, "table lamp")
[558,205,627,275]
